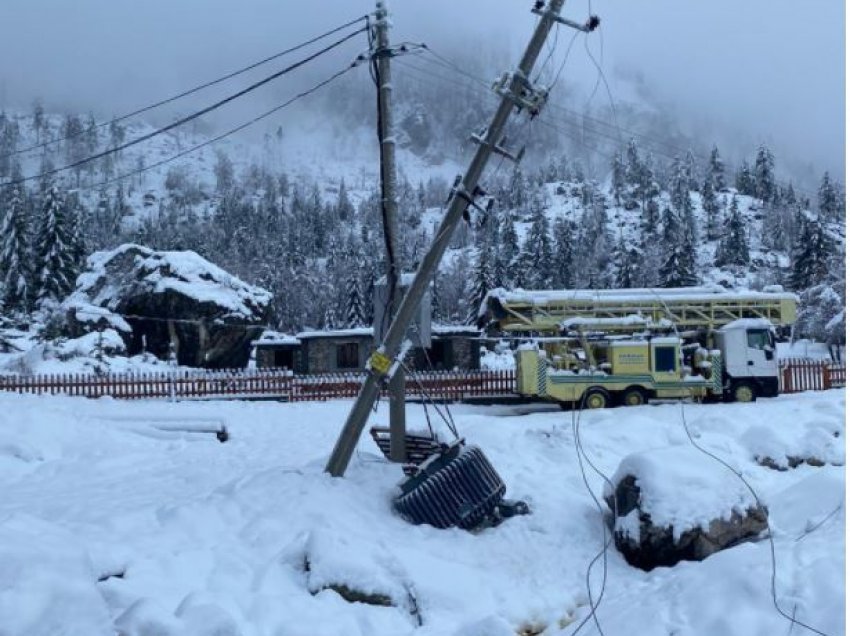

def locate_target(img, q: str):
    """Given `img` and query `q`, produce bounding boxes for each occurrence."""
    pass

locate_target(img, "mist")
[0,0,843,183]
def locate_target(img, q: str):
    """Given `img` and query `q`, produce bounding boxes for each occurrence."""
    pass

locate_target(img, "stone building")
[252,325,482,374]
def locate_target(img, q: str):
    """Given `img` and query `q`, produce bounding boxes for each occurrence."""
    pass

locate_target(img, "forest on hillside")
[0,68,844,349]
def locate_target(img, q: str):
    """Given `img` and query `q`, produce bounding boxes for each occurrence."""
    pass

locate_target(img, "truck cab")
[714,319,779,401]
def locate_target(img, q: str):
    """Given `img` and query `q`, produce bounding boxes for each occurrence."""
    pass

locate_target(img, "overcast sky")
[0,0,844,180]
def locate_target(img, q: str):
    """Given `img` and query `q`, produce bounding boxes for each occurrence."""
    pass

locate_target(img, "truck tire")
[732,382,757,403]
[582,388,610,410]
[621,386,647,407]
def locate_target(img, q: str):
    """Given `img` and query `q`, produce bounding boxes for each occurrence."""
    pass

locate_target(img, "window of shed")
[336,342,359,369]
[654,346,676,373]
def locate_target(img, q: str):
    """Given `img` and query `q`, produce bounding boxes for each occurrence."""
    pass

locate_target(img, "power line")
[409,50,839,199]
[3,26,368,188]
[1,15,369,161]
[67,61,361,194]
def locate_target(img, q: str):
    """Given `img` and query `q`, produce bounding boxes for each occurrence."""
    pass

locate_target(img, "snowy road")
[0,391,844,636]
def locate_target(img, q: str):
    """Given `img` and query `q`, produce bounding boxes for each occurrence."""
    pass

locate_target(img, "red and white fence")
[779,358,846,393]
[0,361,841,403]
[0,368,517,403]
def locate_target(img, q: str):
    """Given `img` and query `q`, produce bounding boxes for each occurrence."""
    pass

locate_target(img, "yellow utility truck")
[483,286,797,408]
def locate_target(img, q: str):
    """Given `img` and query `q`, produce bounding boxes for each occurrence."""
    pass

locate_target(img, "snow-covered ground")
[0,390,844,636]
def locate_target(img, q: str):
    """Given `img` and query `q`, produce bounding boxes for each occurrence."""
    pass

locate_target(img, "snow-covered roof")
[560,314,670,329]
[252,330,301,346]
[719,318,774,331]
[431,324,481,335]
[374,272,420,287]
[489,286,798,306]
[296,327,374,339]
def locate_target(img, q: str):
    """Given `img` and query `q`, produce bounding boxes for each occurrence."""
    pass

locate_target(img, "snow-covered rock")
[604,446,768,570]
[61,244,271,368]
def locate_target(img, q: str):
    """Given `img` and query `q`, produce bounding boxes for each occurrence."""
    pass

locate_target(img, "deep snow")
[0,390,844,636]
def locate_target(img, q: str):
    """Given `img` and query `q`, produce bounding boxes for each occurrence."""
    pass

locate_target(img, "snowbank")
[0,390,843,635]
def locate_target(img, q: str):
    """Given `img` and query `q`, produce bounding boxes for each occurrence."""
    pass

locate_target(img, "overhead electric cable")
[1,15,368,161]
[3,26,367,188]
[66,61,360,193]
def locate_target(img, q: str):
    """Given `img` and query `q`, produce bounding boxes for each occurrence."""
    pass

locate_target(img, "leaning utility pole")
[373,0,407,463]
[327,0,575,477]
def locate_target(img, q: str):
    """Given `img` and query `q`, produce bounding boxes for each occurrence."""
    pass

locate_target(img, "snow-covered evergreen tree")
[817,172,840,221]
[787,215,836,291]
[466,241,494,325]
[708,145,725,191]
[715,196,749,267]
[551,217,575,289]
[701,176,720,240]
[344,269,365,328]
[35,185,75,305]
[753,145,776,202]
[735,161,755,197]
[519,203,552,289]
[0,186,31,312]
[614,237,639,288]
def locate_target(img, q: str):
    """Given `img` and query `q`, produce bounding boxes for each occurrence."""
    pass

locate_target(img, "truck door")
[745,328,777,379]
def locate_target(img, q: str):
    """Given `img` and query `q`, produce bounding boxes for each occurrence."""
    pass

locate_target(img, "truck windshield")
[746,330,772,350]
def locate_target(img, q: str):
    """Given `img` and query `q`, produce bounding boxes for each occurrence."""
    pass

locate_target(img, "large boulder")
[604,447,768,571]
[61,244,271,368]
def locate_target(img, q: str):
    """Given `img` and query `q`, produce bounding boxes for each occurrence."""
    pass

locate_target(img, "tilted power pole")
[327,0,571,477]
[372,1,407,462]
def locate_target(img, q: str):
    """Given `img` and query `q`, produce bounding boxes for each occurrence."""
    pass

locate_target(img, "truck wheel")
[621,387,647,407]
[582,388,610,410]
[732,382,757,403]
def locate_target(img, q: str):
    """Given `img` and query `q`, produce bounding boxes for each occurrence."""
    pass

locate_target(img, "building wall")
[303,336,373,374]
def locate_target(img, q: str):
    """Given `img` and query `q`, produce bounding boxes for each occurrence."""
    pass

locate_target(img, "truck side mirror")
[764,346,774,361]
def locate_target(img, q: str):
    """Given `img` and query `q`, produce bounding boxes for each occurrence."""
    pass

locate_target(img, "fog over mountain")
[0,0,843,184]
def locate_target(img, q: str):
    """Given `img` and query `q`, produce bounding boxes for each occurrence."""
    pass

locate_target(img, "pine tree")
[701,176,720,240]
[466,241,494,325]
[684,150,699,191]
[817,172,839,221]
[668,156,691,214]
[614,237,638,288]
[336,178,354,221]
[735,161,755,196]
[610,151,626,207]
[787,215,836,291]
[0,186,31,311]
[499,211,520,285]
[344,268,365,328]
[708,145,726,191]
[551,217,575,289]
[753,145,776,202]
[35,185,75,305]
[625,138,643,186]
[715,196,749,267]
[520,204,552,288]
[323,303,338,330]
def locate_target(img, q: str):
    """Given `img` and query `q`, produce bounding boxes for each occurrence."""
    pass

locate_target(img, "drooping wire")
[3,26,368,188]
[56,61,362,194]
[566,393,613,636]
[1,15,369,161]
[646,290,829,636]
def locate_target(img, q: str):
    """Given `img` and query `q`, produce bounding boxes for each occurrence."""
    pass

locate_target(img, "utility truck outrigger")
[482,286,798,408]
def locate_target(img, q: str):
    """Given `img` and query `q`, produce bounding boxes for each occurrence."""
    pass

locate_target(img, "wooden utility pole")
[373,0,406,462]
[326,0,572,477]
